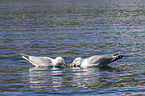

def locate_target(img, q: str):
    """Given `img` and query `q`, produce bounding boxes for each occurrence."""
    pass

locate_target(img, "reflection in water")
[28,67,64,90]
[28,66,121,92]
[69,66,121,90]
[1,0,145,94]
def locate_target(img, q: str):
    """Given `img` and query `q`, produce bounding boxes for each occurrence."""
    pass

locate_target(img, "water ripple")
[0,0,145,95]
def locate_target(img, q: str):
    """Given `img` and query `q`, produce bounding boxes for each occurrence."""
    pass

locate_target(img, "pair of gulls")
[21,53,124,67]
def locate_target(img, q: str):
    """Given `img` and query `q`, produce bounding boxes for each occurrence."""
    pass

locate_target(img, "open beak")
[63,63,67,67]
[70,63,75,67]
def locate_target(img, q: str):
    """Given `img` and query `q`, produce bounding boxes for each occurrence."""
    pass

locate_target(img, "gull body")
[21,54,67,67]
[70,53,124,67]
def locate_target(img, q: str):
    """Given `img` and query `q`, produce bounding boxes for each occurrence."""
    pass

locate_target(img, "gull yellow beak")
[70,63,75,67]
[63,63,67,67]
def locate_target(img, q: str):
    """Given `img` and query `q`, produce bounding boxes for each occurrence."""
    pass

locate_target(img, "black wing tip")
[117,54,124,59]
[112,53,125,58]
[21,53,29,59]
[111,54,124,62]
[111,53,125,62]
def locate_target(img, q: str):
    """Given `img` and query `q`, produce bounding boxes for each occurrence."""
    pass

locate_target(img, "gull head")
[54,57,67,67]
[70,57,82,67]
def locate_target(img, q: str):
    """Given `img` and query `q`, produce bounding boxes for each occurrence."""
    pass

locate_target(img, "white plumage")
[70,53,124,67]
[21,54,67,67]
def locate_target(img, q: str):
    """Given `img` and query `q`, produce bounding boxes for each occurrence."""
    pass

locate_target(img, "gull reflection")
[69,66,121,89]
[28,65,121,91]
[28,67,65,90]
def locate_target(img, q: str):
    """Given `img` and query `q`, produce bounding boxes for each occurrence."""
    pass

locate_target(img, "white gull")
[70,53,124,67]
[21,54,67,67]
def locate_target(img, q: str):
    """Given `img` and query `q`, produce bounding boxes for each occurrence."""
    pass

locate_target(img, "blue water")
[1,0,145,95]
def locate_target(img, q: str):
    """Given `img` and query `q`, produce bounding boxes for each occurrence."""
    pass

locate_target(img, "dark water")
[1,0,145,95]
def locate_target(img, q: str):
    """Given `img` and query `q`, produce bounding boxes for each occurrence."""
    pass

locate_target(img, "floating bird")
[70,53,124,67]
[21,54,67,67]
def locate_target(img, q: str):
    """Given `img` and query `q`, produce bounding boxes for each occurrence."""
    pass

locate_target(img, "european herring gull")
[21,54,67,67]
[70,53,124,67]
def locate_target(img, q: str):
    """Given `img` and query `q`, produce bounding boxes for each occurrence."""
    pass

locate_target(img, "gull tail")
[21,53,39,67]
[111,53,124,62]
[21,53,30,60]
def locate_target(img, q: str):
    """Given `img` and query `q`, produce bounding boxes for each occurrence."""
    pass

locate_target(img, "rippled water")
[1,0,145,95]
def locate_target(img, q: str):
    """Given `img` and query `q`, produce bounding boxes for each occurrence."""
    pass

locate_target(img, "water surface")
[1,0,145,95]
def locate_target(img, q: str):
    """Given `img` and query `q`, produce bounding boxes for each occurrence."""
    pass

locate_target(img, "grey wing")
[86,55,114,66]
[29,56,53,67]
